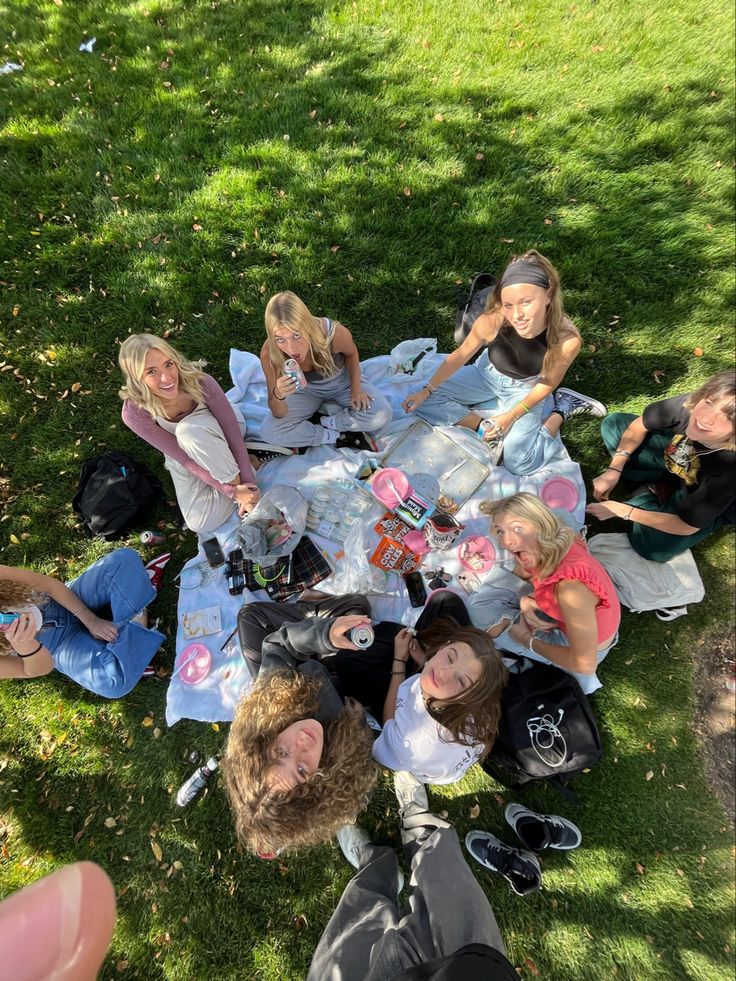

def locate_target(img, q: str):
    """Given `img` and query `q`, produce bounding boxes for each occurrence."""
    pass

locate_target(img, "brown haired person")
[402,250,606,473]
[587,369,735,561]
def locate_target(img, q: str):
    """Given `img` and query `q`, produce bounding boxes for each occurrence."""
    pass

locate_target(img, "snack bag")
[369,536,421,575]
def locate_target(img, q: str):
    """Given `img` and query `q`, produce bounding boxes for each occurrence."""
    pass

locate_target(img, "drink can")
[140,531,166,545]
[350,624,375,649]
[283,358,307,390]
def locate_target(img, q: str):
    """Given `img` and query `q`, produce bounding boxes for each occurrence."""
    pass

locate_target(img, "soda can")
[140,530,166,545]
[283,358,307,390]
[349,624,375,649]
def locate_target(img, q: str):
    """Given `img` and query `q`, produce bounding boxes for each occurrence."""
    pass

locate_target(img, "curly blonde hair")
[118,333,206,418]
[223,670,377,855]
[487,250,574,378]
[480,492,575,580]
[264,291,338,379]
[0,580,46,655]
[417,619,507,759]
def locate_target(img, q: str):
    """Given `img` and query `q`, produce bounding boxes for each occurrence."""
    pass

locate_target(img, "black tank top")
[487,324,548,380]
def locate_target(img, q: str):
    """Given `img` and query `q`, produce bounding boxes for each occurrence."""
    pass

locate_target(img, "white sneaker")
[393,771,429,813]
[336,824,372,869]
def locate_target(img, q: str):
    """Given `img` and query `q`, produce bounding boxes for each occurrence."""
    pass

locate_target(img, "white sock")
[320,415,339,431]
[321,428,339,445]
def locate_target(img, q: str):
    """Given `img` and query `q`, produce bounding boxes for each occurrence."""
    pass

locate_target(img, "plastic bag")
[239,486,308,566]
[329,519,387,595]
[388,338,437,376]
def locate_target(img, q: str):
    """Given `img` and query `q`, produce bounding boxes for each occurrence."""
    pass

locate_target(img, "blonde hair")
[264,291,338,379]
[487,250,571,378]
[0,580,46,655]
[223,671,377,855]
[480,492,575,580]
[683,369,736,451]
[118,333,206,418]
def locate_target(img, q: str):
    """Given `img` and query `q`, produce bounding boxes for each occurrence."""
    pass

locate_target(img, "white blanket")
[165,349,587,725]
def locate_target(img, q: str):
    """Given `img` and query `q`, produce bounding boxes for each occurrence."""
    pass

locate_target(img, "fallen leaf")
[211,723,220,732]
[525,958,541,976]
[116,961,129,972]
[591,44,604,52]
[469,803,480,819]
[292,914,308,931]
[635,862,645,874]
[153,727,162,739]
[499,237,514,243]
[151,840,163,862]
[142,716,154,727]
[192,224,203,232]
[434,112,444,122]
[475,152,484,160]
[693,347,704,356]
[71,382,81,392]
[653,369,665,384]
[159,61,170,70]
[12,305,20,317]
[9,534,20,545]
[309,109,317,118]
[645,770,654,781]
[403,187,412,196]
[104,817,117,829]
[543,217,554,225]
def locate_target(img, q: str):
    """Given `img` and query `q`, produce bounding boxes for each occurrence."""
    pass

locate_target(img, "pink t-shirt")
[532,540,621,645]
[121,374,254,499]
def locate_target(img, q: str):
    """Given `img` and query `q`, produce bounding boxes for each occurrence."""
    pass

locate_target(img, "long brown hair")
[486,249,573,378]
[683,369,736,451]
[415,618,507,759]
[223,671,377,855]
[0,579,46,655]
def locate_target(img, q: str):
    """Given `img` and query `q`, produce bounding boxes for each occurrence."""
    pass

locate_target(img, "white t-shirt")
[372,674,484,785]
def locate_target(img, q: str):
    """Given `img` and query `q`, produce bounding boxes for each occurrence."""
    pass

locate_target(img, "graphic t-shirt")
[642,394,735,528]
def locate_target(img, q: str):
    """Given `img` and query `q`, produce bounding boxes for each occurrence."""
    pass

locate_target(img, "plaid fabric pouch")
[243,536,332,601]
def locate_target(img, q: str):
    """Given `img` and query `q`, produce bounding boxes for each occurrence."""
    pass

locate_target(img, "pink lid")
[176,643,212,685]
[540,476,579,512]
[371,468,411,509]
[458,535,496,572]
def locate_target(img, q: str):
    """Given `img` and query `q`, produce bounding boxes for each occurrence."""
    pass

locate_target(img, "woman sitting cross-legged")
[587,369,735,562]
[235,590,508,786]
[0,548,164,698]
[222,593,379,857]
[478,493,621,694]
[402,250,605,474]
[119,333,260,536]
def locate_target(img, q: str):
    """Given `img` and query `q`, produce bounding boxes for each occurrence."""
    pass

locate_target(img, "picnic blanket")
[165,349,587,726]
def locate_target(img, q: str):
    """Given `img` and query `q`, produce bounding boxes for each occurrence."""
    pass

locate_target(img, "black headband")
[500,259,550,290]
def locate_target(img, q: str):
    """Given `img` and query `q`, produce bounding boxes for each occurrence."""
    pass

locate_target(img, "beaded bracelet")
[423,381,436,394]
[391,670,406,676]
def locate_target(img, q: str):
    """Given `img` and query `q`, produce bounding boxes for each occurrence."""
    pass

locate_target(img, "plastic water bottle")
[175,756,219,807]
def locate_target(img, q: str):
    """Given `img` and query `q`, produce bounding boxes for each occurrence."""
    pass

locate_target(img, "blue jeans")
[497,625,618,695]
[37,548,163,699]
[415,352,565,475]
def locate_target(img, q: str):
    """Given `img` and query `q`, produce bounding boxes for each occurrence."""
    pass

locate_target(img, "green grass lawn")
[1,0,734,977]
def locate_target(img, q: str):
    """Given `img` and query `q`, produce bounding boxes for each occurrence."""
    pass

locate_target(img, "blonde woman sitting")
[477,493,621,694]
[260,290,391,450]
[119,333,260,535]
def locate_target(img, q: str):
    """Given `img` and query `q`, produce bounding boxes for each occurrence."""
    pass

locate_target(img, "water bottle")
[175,756,219,807]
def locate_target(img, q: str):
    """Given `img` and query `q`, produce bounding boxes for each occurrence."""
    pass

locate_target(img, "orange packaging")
[374,513,413,542]
[369,536,421,575]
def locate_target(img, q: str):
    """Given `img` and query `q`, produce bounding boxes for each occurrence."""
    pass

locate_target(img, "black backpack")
[72,451,164,540]
[454,271,497,348]
[482,660,603,801]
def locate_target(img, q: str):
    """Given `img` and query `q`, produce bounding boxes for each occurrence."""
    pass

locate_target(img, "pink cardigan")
[122,374,254,499]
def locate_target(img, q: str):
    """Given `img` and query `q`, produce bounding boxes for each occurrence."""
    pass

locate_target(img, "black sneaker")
[553,388,607,421]
[245,440,296,464]
[335,431,378,452]
[465,831,542,896]
[504,803,582,852]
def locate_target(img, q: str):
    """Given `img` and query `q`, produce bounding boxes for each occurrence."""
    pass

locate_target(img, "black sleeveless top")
[487,324,548,380]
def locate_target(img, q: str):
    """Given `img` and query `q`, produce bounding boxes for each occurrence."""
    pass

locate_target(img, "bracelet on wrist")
[423,381,436,394]
[16,640,43,659]
[519,401,531,414]
[391,670,406,677]
[272,387,286,402]
[613,448,631,458]
[625,505,636,521]
[606,467,623,474]
[528,635,538,655]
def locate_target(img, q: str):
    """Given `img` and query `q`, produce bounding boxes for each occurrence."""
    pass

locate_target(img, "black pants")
[237,590,471,721]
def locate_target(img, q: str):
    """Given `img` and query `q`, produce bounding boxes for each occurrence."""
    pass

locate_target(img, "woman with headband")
[403,251,605,475]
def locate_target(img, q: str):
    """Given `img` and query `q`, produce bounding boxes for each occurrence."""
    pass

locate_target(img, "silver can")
[283,358,307,390]
[349,624,375,649]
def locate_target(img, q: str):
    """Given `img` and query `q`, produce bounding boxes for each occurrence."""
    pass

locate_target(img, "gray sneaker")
[393,770,429,813]
[553,388,607,421]
[465,831,542,896]
[505,803,582,852]
[336,823,372,869]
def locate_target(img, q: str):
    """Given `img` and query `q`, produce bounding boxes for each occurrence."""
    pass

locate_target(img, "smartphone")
[226,549,245,595]
[533,608,558,625]
[202,537,226,568]
[403,571,427,609]
[0,612,20,631]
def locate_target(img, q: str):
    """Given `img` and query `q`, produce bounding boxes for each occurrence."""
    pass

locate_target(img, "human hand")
[273,373,298,400]
[402,387,429,414]
[79,612,119,643]
[328,615,373,650]
[407,633,427,667]
[5,613,41,655]
[0,861,116,981]
[484,410,516,439]
[508,618,533,647]
[586,500,625,522]
[235,483,261,516]
[393,627,414,662]
[351,388,373,412]
[592,469,621,501]
[519,595,554,632]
